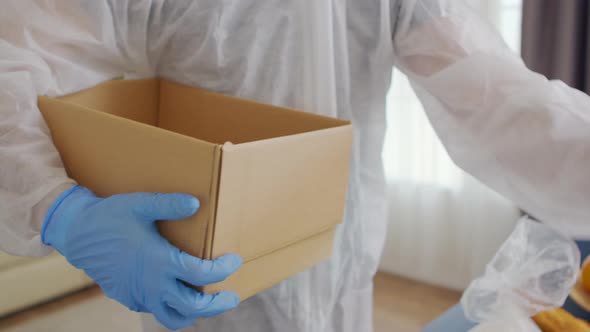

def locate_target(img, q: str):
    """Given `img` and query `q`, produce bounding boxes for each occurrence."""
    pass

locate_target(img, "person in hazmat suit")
[2,1,590,331]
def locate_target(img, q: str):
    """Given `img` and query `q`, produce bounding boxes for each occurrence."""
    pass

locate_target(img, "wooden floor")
[0,273,460,332]
[374,273,461,331]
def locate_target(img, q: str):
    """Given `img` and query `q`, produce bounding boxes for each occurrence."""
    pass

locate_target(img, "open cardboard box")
[37,79,352,300]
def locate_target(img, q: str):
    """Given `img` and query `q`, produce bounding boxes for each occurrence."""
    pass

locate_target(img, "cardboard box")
[37,79,352,300]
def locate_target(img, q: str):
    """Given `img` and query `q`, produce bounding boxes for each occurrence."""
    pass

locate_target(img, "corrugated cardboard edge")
[203,145,223,260]
[157,79,221,259]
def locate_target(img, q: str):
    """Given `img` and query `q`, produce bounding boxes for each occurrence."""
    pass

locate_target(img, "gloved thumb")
[129,192,200,221]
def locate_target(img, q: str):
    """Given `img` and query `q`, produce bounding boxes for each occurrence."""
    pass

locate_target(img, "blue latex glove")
[42,185,242,330]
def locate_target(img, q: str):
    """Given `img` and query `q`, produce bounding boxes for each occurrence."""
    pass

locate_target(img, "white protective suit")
[3,1,590,331]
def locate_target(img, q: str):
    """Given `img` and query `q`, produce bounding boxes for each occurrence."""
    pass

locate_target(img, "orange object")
[533,308,590,332]
[582,257,590,293]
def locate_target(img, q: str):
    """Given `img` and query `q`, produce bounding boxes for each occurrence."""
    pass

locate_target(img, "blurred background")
[2,0,588,331]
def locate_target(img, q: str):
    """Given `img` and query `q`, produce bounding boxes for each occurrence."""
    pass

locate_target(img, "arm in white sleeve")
[0,1,160,256]
[393,0,590,238]
[0,60,74,256]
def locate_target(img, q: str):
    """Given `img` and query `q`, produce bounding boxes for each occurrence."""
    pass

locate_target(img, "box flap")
[212,125,352,261]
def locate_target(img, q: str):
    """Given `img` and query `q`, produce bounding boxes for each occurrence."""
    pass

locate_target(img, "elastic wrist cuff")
[41,185,81,245]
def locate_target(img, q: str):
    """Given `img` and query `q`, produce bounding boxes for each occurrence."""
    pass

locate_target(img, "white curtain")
[379,0,524,291]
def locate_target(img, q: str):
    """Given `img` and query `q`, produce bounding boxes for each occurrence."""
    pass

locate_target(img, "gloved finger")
[128,192,200,221]
[173,252,242,286]
[165,282,240,318]
[153,303,196,331]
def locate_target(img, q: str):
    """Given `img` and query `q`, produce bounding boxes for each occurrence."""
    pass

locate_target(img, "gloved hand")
[41,185,242,330]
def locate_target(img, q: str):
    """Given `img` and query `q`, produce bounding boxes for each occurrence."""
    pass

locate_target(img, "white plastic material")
[462,217,580,331]
[5,1,590,332]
